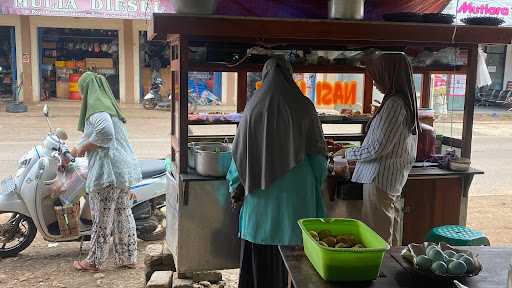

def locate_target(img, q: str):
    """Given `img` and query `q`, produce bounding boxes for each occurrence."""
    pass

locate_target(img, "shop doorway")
[484,44,506,91]
[139,32,170,102]
[38,28,119,101]
[0,26,17,102]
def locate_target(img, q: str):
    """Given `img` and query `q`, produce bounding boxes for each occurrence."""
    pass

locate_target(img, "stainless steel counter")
[166,172,240,273]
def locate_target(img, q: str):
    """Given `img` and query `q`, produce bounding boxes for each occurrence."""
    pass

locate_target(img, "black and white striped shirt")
[346,96,418,195]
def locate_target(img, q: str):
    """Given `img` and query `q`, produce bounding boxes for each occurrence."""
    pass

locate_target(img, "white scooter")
[0,105,170,257]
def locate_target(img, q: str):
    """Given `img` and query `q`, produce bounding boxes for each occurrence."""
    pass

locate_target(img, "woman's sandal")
[73,260,99,272]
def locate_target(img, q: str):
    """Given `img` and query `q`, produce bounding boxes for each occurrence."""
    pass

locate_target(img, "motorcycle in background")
[143,77,171,111]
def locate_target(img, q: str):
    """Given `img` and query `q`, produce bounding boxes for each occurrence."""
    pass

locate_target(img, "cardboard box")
[56,80,69,99]
[85,58,114,69]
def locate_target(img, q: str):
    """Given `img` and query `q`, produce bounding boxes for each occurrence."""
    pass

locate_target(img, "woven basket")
[54,202,80,238]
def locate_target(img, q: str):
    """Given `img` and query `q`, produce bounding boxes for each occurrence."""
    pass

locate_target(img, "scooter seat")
[139,160,167,179]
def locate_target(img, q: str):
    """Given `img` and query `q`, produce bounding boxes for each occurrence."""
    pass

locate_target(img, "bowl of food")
[401,242,482,280]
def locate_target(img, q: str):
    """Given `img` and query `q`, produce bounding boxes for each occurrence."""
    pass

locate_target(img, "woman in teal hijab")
[72,72,141,272]
[228,57,327,288]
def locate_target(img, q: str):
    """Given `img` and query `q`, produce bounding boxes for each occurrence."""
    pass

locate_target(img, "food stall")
[152,14,512,274]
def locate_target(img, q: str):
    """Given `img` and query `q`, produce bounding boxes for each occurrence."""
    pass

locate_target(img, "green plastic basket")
[298,218,390,282]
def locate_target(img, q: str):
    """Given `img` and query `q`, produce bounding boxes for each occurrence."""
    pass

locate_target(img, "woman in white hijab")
[345,52,419,246]
[227,56,327,288]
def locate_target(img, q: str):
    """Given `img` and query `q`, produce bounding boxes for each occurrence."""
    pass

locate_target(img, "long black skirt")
[238,240,289,288]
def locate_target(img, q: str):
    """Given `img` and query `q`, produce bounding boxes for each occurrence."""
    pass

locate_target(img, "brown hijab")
[367,52,420,135]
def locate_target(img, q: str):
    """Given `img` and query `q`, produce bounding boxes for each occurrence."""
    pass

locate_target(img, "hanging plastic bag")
[477,46,492,88]
[51,158,88,205]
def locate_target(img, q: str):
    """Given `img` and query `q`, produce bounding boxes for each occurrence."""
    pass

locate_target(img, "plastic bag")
[51,158,88,205]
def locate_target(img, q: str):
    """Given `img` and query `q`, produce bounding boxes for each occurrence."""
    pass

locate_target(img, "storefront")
[0,26,17,102]
[0,1,173,104]
[38,27,119,100]
[0,15,22,103]
[444,0,511,91]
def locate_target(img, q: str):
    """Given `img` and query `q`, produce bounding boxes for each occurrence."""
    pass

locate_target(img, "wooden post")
[237,71,247,113]
[363,72,373,114]
[169,36,189,173]
[462,45,478,159]
[122,20,135,104]
[421,72,431,108]
[20,16,33,104]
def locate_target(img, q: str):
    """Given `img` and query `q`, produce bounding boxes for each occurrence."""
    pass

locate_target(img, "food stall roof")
[153,14,512,45]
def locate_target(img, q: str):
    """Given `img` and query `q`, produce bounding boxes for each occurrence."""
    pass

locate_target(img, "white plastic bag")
[477,47,492,88]
[54,158,88,205]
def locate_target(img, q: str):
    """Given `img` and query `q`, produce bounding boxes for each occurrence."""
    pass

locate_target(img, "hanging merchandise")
[476,46,492,88]
[101,43,109,53]
[68,74,81,101]
[94,43,101,53]
[109,41,118,54]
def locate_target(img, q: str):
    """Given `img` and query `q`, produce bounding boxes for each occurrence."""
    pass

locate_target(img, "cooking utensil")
[422,13,455,24]
[461,16,505,26]
[449,158,471,172]
[187,142,222,168]
[383,12,422,23]
[194,144,231,177]
[328,0,364,20]
[171,0,218,15]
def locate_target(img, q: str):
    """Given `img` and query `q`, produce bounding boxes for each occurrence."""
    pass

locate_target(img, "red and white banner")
[0,0,174,19]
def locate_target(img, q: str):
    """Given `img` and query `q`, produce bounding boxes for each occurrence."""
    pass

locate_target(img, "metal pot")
[194,144,231,177]
[187,142,222,168]
[171,0,218,15]
[328,0,365,20]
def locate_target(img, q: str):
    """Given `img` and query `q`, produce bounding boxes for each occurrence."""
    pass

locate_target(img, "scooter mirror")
[55,128,68,141]
[43,104,49,117]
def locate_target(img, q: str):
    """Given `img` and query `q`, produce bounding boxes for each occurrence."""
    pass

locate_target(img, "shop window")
[0,26,16,102]
[39,28,119,101]
[188,72,229,112]
[249,72,365,112]
[140,32,236,113]
[431,73,466,140]
[140,34,170,102]
[187,72,238,137]
[484,44,506,90]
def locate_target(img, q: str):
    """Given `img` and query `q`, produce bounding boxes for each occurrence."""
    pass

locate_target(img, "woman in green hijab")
[71,72,141,272]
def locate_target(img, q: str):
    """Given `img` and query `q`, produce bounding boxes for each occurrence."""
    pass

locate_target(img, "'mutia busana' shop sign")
[445,0,512,25]
[0,0,174,19]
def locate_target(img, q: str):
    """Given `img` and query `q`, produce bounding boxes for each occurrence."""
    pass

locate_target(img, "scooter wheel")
[143,99,157,110]
[0,213,37,258]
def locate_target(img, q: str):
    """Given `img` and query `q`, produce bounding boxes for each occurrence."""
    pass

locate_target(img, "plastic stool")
[425,225,490,246]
